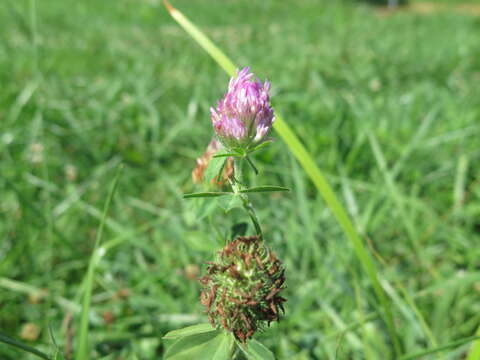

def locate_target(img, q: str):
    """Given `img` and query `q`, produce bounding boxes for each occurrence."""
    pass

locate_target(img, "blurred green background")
[1,0,480,359]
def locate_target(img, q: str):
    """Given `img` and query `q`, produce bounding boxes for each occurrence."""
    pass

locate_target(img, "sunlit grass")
[0,0,479,358]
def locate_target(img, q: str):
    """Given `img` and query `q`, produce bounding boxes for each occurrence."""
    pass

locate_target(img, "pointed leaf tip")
[163,0,174,13]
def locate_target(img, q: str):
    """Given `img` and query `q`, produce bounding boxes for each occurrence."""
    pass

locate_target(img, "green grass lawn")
[1,0,480,359]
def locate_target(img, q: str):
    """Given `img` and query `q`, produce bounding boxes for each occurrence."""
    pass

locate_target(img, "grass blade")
[467,328,480,360]
[163,1,401,355]
[0,331,51,360]
[368,134,429,274]
[400,335,480,360]
[163,0,236,76]
[75,164,123,360]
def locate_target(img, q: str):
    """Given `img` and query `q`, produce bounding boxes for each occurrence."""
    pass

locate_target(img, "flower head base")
[199,236,286,343]
[211,68,275,150]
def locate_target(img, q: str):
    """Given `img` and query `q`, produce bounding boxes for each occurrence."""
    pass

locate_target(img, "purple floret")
[211,67,275,149]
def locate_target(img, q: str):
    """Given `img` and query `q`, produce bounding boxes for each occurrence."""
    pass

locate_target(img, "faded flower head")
[199,236,286,343]
[211,67,275,149]
[191,138,234,185]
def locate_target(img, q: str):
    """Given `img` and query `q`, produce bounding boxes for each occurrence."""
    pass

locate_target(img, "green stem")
[245,155,258,175]
[241,194,263,239]
[231,158,263,239]
[230,180,263,238]
[230,339,239,359]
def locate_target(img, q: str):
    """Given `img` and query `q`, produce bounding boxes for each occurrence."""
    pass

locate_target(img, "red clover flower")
[169,65,287,357]
[210,67,275,150]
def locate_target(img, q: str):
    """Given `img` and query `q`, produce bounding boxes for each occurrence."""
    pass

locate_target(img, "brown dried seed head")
[198,236,286,343]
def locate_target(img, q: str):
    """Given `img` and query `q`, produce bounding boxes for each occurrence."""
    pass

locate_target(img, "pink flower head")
[210,67,275,149]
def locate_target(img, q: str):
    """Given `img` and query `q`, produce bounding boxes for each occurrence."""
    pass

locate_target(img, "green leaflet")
[248,140,274,154]
[217,194,243,213]
[162,323,216,340]
[204,155,227,185]
[231,222,248,238]
[240,339,275,360]
[164,330,234,360]
[239,186,290,193]
[183,192,232,199]
[213,153,241,158]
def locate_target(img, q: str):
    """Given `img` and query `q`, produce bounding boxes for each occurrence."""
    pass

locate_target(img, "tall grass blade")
[163,0,236,76]
[400,335,480,360]
[75,164,123,360]
[163,1,401,355]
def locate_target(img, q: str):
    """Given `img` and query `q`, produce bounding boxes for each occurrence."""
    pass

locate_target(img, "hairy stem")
[231,158,263,239]
[241,194,263,238]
